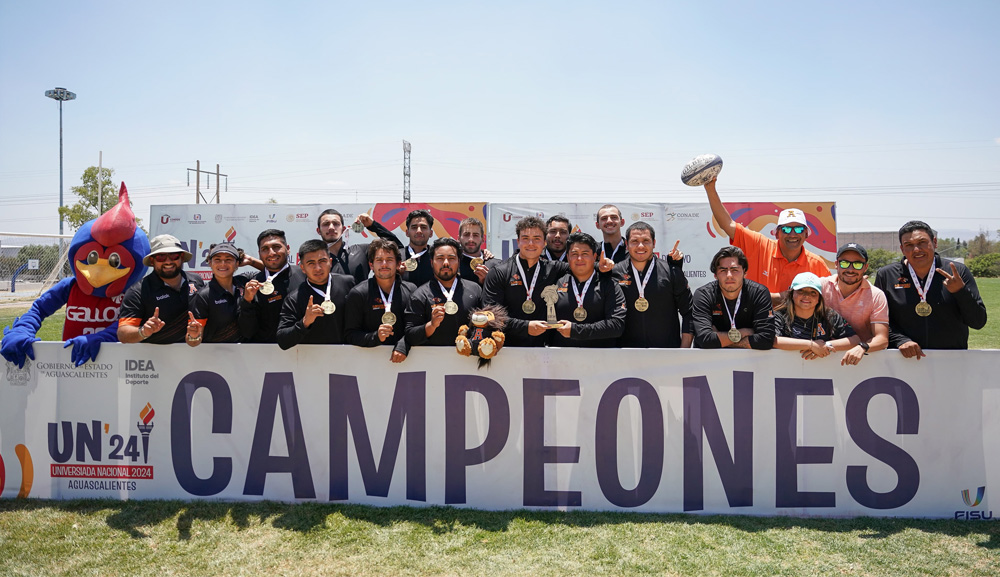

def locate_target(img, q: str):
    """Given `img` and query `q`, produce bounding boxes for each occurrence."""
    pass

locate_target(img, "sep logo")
[954,486,994,520]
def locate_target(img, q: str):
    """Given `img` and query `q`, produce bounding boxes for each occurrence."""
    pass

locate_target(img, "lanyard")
[264,263,289,283]
[630,261,653,300]
[723,291,742,330]
[545,248,566,262]
[407,247,427,260]
[603,239,625,261]
[572,271,596,309]
[906,262,935,304]
[515,258,540,302]
[437,280,457,304]
[378,280,395,310]
[310,274,332,303]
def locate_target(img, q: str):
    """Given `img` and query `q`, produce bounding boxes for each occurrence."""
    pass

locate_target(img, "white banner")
[2,344,996,520]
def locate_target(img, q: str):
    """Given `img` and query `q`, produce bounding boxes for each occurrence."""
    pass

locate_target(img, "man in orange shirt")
[704,177,830,305]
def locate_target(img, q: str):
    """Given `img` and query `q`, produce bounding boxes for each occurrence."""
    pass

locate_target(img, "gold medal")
[405,258,418,272]
[381,311,397,325]
[259,281,274,295]
[522,300,536,314]
[635,297,649,312]
[444,300,459,315]
[321,301,336,315]
[470,257,484,269]
[351,221,364,233]
[728,328,742,343]
[915,301,932,317]
[573,306,588,322]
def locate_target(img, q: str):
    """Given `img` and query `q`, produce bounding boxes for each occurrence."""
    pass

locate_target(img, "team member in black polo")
[596,204,629,263]
[400,209,436,286]
[276,239,355,349]
[118,234,205,344]
[188,242,248,345]
[874,220,987,358]
[549,232,626,347]
[317,208,402,284]
[483,216,570,347]
[457,217,496,285]
[613,222,693,348]
[691,246,774,350]
[344,239,416,362]
[405,238,483,348]
[543,215,571,262]
[238,229,306,343]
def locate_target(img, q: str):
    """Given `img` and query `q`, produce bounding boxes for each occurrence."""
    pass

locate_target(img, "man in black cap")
[118,234,205,344]
[188,242,248,345]
[817,242,889,365]
[238,229,306,343]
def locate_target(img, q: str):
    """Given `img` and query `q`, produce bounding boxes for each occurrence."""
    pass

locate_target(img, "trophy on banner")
[540,285,563,328]
[137,403,155,464]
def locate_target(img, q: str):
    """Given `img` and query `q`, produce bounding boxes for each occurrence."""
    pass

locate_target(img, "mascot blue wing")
[1,278,74,367]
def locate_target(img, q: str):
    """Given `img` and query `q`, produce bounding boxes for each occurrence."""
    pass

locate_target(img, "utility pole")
[187,160,228,203]
[403,140,411,203]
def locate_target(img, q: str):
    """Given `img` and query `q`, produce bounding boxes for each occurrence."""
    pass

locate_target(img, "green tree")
[967,252,1000,278]
[966,229,996,260]
[58,166,145,232]
[936,237,967,260]
[865,248,901,276]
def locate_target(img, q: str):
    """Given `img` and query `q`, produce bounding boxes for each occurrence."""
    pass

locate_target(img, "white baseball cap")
[776,208,807,227]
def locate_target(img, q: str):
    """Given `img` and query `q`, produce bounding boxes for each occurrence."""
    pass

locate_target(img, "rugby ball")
[680,154,723,186]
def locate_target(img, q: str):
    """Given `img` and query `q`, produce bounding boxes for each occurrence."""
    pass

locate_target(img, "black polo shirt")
[404,278,482,347]
[237,265,306,343]
[276,273,355,349]
[691,279,774,350]
[482,255,570,347]
[613,257,693,348]
[191,276,249,343]
[328,220,403,284]
[344,277,416,356]
[548,272,626,348]
[400,246,434,287]
[119,271,205,344]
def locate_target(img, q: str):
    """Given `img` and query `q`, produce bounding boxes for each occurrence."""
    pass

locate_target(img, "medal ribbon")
[264,263,289,284]
[906,262,935,305]
[378,280,395,313]
[603,238,625,261]
[572,271,596,310]
[437,280,458,305]
[407,247,428,260]
[310,274,332,304]
[630,262,653,301]
[722,290,742,331]
[545,248,566,262]
[515,258,540,303]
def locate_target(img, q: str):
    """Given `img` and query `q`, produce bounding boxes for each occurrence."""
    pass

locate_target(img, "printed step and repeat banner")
[2,344,998,520]
[151,202,836,290]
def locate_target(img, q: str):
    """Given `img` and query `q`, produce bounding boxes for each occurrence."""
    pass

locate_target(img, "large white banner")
[2,344,996,520]
[489,202,838,290]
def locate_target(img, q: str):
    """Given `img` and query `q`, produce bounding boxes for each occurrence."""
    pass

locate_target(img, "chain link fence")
[0,232,72,303]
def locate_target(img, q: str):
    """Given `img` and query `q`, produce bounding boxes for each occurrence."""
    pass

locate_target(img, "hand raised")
[936,262,966,294]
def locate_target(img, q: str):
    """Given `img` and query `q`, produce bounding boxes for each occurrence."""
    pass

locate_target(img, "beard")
[157,267,181,280]
[435,268,456,282]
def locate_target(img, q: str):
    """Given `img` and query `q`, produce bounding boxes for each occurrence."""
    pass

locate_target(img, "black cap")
[836,242,868,262]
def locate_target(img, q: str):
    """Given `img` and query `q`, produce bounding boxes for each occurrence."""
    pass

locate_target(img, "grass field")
[2,280,999,576]
[0,500,998,577]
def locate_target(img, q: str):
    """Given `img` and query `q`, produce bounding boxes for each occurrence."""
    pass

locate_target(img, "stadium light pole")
[44,87,77,238]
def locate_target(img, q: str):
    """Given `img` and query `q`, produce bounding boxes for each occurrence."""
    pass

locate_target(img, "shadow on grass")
[1,498,998,550]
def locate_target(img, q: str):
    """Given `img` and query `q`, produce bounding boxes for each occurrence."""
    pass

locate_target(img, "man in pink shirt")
[820,242,889,365]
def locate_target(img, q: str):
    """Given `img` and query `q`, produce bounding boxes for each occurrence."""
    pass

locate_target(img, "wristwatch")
[858,341,870,354]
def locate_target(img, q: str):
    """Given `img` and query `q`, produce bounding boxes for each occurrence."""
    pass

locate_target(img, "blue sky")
[2,1,998,239]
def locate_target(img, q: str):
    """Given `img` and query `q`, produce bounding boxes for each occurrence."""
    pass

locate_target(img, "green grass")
[0,305,65,341]
[0,500,997,577]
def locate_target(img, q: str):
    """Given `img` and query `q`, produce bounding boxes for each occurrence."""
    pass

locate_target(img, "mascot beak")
[77,259,131,288]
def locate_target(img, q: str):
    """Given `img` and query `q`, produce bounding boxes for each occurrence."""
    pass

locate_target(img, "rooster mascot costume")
[2,183,150,367]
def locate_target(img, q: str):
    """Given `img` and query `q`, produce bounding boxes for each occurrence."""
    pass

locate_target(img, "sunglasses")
[838,260,865,270]
[152,253,182,263]
[779,225,806,235]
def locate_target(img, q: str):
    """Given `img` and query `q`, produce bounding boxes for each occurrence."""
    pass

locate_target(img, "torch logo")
[137,403,155,464]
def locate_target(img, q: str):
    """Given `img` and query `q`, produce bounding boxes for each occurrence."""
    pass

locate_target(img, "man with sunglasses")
[819,243,889,364]
[118,234,205,344]
[704,178,831,305]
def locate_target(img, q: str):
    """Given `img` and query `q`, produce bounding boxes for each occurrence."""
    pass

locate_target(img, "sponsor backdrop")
[2,343,996,520]
[488,203,837,290]
[152,203,488,280]
[152,202,835,290]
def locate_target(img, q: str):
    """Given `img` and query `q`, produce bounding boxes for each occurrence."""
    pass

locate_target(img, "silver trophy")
[540,285,563,328]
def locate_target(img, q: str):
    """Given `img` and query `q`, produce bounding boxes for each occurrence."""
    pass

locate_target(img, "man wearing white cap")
[703,178,831,304]
[118,234,205,344]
